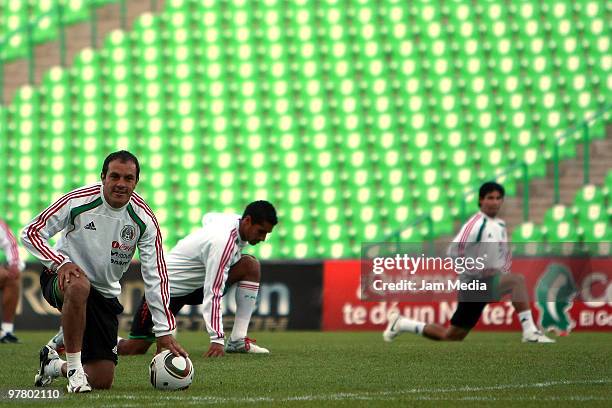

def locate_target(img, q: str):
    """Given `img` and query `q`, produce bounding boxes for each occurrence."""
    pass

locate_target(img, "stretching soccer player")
[0,219,25,343]
[384,182,554,343]
[116,200,277,357]
[23,151,187,393]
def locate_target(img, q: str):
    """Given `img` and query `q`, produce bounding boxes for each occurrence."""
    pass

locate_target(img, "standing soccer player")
[117,201,277,357]
[383,182,554,343]
[22,150,187,393]
[0,219,25,343]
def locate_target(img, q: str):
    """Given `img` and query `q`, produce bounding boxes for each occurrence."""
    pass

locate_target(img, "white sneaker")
[383,311,402,343]
[35,346,60,387]
[522,330,556,343]
[67,368,92,393]
[225,337,270,354]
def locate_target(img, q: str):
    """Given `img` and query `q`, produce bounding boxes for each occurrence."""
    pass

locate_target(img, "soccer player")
[22,150,187,393]
[116,200,277,357]
[383,181,555,343]
[0,219,25,343]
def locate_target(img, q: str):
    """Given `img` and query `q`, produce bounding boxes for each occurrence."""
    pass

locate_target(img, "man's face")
[479,190,503,217]
[241,216,275,245]
[101,160,138,208]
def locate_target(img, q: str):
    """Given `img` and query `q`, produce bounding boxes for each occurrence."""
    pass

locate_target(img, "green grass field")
[0,331,610,407]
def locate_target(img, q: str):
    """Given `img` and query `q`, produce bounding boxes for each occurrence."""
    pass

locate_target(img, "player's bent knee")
[90,377,113,390]
[444,326,469,341]
[64,275,90,300]
[85,361,115,389]
[231,255,261,282]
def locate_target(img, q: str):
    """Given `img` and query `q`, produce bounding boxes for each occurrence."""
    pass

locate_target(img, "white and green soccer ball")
[149,350,194,391]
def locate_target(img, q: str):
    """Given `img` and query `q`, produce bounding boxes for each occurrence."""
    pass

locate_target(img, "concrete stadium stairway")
[499,125,612,234]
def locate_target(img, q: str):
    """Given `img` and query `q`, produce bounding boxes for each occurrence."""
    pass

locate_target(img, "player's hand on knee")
[204,343,224,358]
[57,262,85,291]
[156,334,188,358]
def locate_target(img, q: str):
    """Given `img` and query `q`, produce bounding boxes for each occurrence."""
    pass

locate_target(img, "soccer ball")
[149,350,194,391]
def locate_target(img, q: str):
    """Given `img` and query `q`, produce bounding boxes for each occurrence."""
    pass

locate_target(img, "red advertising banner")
[322,259,612,332]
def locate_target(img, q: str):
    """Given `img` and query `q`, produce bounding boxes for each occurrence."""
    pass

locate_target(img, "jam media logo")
[535,263,577,333]
[120,225,136,243]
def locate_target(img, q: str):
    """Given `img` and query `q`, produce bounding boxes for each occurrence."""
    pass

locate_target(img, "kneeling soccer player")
[121,201,276,356]
[23,151,186,393]
[383,182,554,344]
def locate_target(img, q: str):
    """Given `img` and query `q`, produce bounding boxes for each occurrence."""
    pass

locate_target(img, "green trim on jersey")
[70,197,103,227]
[128,333,155,342]
[52,275,63,308]
[127,203,147,241]
[475,218,487,242]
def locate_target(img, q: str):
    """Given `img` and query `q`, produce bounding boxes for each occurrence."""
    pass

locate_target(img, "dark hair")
[243,201,278,226]
[479,181,505,203]
[101,150,140,180]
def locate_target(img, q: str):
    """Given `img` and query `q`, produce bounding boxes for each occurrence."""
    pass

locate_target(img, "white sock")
[230,281,259,341]
[397,317,426,335]
[1,322,14,334]
[66,352,82,374]
[44,358,65,378]
[518,310,537,333]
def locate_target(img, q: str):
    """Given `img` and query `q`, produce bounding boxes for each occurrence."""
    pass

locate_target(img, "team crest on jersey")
[120,225,136,243]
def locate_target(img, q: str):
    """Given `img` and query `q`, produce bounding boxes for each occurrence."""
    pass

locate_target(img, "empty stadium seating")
[0,0,610,260]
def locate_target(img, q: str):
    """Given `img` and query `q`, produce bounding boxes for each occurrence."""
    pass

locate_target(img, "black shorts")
[128,288,204,342]
[450,276,502,330]
[450,301,488,330]
[40,269,124,365]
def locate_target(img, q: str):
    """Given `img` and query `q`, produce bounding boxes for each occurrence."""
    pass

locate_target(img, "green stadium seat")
[582,220,611,254]
[576,203,607,226]
[573,184,606,208]
[1,1,28,60]
[31,0,58,43]
[543,204,573,228]
[512,222,544,255]
[544,221,581,255]
[604,171,612,198]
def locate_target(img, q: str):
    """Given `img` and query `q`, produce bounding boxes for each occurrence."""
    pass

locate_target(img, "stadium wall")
[15,260,612,333]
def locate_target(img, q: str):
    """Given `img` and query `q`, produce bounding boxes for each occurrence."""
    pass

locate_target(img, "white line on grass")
[93,379,612,406]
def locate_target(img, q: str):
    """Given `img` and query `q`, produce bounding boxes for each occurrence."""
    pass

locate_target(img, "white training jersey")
[21,183,175,337]
[451,210,512,277]
[0,219,25,271]
[166,212,247,344]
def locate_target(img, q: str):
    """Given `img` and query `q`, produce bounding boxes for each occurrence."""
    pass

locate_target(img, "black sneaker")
[0,332,19,343]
